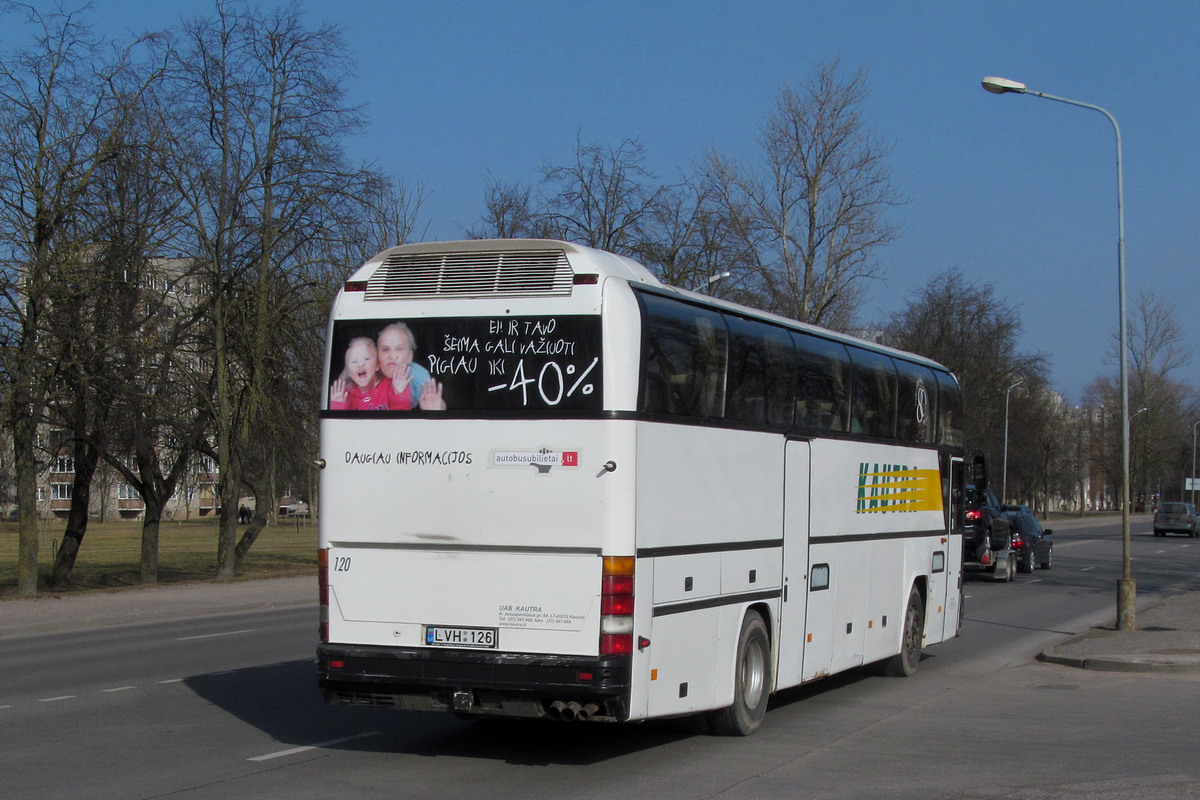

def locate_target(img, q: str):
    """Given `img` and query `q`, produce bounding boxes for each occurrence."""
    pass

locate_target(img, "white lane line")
[158,678,186,684]
[176,629,256,642]
[40,695,77,702]
[103,686,137,693]
[249,731,382,762]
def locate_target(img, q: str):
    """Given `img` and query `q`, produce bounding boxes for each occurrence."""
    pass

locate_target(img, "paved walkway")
[0,575,313,639]
[1030,514,1200,674]
[1037,589,1200,674]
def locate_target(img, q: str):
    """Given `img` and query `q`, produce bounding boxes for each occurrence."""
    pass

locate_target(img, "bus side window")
[727,316,795,428]
[848,348,897,439]
[692,315,727,419]
[936,371,964,446]
[639,293,727,420]
[792,332,850,435]
[895,361,938,443]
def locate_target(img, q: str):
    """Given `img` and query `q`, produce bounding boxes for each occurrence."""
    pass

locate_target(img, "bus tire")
[883,585,924,677]
[706,610,771,736]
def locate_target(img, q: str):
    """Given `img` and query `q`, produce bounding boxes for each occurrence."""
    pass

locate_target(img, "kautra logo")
[855,463,943,513]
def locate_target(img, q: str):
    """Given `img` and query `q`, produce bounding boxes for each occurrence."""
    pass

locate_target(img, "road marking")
[249,731,382,762]
[158,678,186,684]
[103,686,136,693]
[176,629,256,642]
[40,695,76,702]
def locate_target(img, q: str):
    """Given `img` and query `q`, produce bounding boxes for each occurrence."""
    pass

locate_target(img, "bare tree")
[538,136,664,254]
[0,4,147,595]
[1088,292,1196,507]
[628,171,755,295]
[169,2,377,577]
[705,61,903,329]
[883,268,1048,470]
[470,173,550,240]
[362,174,427,251]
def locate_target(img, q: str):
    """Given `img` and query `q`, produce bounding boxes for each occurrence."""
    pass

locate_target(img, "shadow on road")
[184,659,698,764]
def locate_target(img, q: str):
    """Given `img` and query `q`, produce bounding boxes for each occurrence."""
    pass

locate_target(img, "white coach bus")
[316,239,965,735]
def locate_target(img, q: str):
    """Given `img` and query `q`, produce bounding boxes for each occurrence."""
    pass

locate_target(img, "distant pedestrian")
[238,505,251,524]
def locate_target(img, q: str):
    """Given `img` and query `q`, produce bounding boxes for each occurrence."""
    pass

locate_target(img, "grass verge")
[0,517,316,598]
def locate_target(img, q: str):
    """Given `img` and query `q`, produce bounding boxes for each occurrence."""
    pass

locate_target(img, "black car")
[1153,502,1198,537]
[1008,512,1053,572]
[962,485,1014,581]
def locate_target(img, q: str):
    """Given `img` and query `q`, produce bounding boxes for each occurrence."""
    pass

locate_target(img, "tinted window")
[848,348,897,438]
[639,293,728,419]
[936,371,964,446]
[895,360,938,443]
[1011,514,1042,535]
[726,316,795,427]
[792,332,851,434]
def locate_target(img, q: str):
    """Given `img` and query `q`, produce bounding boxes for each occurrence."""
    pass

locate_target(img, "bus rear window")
[326,316,602,413]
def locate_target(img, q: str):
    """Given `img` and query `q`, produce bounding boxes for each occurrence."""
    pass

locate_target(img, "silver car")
[1153,502,1198,538]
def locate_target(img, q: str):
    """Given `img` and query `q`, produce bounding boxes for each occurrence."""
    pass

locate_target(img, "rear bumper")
[317,643,632,721]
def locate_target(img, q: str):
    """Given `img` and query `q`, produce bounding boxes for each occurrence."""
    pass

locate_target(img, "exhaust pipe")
[576,703,600,721]
[546,700,567,720]
[561,701,582,721]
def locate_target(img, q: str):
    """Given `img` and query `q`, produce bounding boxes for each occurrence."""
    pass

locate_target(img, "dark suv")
[1153,502,1198,537]
[962,485,1014,581]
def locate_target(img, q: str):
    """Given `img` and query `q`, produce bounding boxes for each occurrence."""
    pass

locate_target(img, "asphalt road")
[3,515,1199,800]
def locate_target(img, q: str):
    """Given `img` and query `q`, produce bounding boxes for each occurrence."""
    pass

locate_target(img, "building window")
[118,484,140,500]
[53,456,75,473]
[51,483,72,500]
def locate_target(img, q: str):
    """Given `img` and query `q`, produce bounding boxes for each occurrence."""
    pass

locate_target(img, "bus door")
[775,439,811,689]
[944,454,966,638]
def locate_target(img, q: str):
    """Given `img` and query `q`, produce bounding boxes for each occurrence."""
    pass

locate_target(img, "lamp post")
[1003,380,1023,503]
[982,76,1135,630]
[695,271,731,293]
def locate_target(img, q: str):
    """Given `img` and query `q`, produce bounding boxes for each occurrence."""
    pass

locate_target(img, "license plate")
[424,625,498,649]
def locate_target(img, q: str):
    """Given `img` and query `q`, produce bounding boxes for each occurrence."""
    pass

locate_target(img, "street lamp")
[982,76,1135,630]
[694,271,731,293]
[1002,380,1023,503]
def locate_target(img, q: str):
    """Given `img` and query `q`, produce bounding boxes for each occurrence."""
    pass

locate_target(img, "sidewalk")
[1037,590,1200,674]
[0,575,313,639]
[1030,514,1200,674]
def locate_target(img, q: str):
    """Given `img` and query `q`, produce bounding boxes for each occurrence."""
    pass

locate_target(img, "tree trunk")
[233,486,273,572]
[140,500,162,585]
[51,438,100,588]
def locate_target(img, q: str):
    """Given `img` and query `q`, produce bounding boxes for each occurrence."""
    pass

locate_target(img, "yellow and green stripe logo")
[855,463,943,513]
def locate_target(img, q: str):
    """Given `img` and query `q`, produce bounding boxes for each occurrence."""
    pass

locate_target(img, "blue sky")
[14,1,1200,405]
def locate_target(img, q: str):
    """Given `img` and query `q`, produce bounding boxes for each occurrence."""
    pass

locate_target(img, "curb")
[1037,650,1200,674]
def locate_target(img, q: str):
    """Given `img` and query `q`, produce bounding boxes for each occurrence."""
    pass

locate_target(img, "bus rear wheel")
[882,585,924,677]
[706,610,771,736]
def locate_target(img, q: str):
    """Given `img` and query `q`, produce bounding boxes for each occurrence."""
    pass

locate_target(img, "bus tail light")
[600,556,635,655]
[318,548,330,643]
